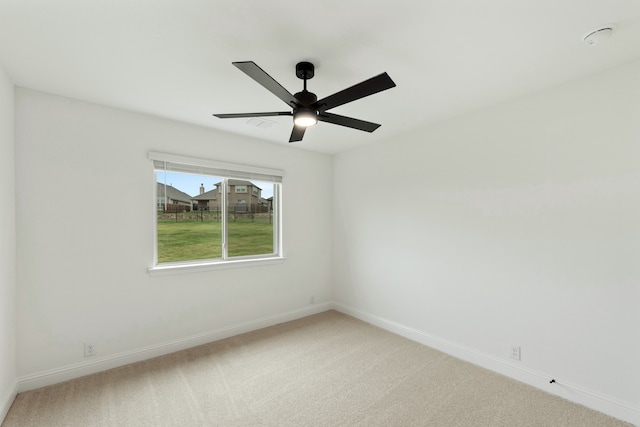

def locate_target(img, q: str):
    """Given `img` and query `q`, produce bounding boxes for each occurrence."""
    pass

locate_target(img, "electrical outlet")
[509,345,521,361]
[84,342,96,357]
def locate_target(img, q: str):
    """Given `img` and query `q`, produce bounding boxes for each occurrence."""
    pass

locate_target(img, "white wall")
[333,60,640,422]
[15,88,333,380]
[0,66,16,418]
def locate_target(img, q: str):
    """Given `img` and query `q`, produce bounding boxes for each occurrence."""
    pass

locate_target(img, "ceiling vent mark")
[243,117,276,129]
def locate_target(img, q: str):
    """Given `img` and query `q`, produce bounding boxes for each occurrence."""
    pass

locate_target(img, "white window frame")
[148,151,285,276]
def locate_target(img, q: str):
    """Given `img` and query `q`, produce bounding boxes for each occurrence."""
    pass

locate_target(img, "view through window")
[151,153,282,266]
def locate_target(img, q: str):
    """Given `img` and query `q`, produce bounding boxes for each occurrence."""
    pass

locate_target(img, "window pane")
[156,171,222,263]
[227,180,275,258]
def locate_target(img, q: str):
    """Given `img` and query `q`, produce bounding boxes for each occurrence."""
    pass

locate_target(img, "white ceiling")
[1,0,640,154]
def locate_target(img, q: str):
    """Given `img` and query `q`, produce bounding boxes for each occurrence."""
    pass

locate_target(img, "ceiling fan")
[213,61,396,143]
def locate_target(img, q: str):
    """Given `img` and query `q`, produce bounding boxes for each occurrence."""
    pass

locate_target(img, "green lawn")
[157,219,274,262]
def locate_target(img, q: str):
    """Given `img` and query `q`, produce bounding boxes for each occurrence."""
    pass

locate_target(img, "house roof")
[192,188,217,201]
[213,179,262,190]
[156,183,192,204]
[229,179,253,187]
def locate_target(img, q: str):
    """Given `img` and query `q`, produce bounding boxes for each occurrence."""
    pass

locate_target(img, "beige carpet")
[3,311,631,427]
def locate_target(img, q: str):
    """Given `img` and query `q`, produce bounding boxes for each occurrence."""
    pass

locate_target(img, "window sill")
[147,256,286,276]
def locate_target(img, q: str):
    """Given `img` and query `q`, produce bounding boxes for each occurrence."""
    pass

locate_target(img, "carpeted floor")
[3,310,632,426]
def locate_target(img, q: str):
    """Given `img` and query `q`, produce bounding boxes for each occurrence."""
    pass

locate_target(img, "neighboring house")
[192,183,217,211]
[204,179,266,212]
[157,182,192,212]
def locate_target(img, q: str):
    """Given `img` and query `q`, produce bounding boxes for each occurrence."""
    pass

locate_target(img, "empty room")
[1,1,639,426]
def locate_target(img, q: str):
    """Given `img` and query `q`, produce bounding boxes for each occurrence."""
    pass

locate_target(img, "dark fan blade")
[213,111,292,119]
[233,61,299,108]
[313,72,396,112]
[318,112,381,132]
[289,125,306,142]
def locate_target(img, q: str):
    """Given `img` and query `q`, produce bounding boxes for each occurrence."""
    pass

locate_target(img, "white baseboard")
[333,302,640,427]
[0,381,17,424]
[18,302,332,393]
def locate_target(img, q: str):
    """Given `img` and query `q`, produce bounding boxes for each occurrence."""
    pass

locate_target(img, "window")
[148,152,284,275]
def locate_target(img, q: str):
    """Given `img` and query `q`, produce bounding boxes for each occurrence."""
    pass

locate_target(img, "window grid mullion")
[221,178,228,260]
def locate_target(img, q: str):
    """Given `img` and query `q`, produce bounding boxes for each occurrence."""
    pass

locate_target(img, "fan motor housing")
[294,90,317,106]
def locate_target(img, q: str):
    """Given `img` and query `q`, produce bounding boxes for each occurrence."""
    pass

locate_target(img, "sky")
[158,171,275,199]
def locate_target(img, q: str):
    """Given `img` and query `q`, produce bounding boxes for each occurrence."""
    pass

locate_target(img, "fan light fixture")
[293,109,318,127]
